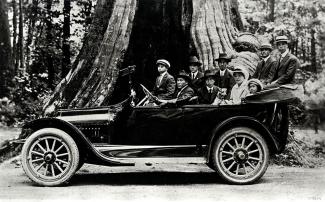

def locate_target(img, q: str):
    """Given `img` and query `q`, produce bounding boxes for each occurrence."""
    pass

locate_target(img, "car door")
[124,106,185,145]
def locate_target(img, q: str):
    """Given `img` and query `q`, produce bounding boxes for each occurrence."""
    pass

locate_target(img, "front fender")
[206,116,280,163]
[20,118,133,166]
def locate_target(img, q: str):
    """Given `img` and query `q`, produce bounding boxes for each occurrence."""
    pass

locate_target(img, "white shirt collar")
[207,86,213,91]
[191,71,198,78]
[220,69,226,76]
[263,55,270,62]
[160,71,167,78]
[281,49,289,59]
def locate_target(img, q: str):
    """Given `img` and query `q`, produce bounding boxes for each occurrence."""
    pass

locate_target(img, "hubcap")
[27,136,72,179]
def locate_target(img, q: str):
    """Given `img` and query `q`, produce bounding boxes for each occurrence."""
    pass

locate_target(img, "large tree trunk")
[0,0,12,97]
[44,0,258,113]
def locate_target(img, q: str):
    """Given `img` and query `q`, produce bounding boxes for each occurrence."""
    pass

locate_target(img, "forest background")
[0,0,324,130]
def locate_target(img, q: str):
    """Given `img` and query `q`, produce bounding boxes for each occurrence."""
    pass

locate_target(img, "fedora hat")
[203,70,216,80]
[232,66,249,80]
[215,53,231,62]
[156,59,171,68]
[189,56,202,66]
[176,70,191,82]
[275,36,289,44]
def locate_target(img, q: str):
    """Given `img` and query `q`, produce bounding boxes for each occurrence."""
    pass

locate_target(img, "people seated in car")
[156,70,194,106]
[253,43,278,84]
[188,56,204,91]
[247,78,264,95]
[264,35,300,89]
[152,59,176,99]
[214,53,235,99]
[197,70,222,104]
[213,66,249,105]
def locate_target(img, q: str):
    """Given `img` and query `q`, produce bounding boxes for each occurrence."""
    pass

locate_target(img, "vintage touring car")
[18,84,296,186]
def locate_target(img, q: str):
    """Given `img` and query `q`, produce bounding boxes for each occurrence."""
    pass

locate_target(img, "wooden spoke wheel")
[21,128,79,186]
[211,127,269,184]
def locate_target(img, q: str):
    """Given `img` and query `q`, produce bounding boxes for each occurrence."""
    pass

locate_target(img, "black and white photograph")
[0,0,325,201]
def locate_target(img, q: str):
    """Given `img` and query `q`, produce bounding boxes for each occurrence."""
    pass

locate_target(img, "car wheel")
[21,128,79,186]
[211,127,269,184]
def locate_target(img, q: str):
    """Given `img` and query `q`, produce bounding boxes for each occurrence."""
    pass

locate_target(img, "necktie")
[192,73,195,79]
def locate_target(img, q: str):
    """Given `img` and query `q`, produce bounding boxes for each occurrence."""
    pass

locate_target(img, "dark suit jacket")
[215,69,235,99]
[173,85,195,106]
[253,56,278,82]
[190,71,204,90]
[268,52,300,85]
[197,85,221,104]
[153,72,176,99]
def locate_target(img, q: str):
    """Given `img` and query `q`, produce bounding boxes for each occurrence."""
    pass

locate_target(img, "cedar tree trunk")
[43,0,258,113]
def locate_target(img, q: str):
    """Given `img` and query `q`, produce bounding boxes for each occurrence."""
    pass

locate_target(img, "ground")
[0,127,324,202]
[0,156,324,202]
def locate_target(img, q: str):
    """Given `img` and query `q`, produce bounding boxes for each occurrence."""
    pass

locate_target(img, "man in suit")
[253,43,278,84]
[214,53,235,99]
[197,70,221,104]
[265,36,300,89]
[152,59,176,99]
[157,70,194,106]
[188,56,204,91]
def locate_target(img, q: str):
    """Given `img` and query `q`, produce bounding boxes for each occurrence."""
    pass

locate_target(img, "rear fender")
[206,116,279,163]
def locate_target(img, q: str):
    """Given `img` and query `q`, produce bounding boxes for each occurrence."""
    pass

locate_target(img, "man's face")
[260,49,271,58]
[189,64,199,73]
[177,77,187,89]
[218,60,228,71]
[157,64,168,74]
[205,77,215,88]
[277,42,288,54]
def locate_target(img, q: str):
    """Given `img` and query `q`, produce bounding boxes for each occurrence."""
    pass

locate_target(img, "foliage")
[0,73,51,126]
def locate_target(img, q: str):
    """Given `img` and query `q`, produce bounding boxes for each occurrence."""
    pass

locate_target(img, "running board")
[93,145,208,164]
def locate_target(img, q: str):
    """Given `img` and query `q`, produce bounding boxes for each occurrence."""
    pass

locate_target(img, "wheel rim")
[218,133,265,180]
[26,136,72,181]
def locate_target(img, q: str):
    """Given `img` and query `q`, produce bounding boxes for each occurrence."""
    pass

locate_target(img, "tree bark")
[18,0,24,72]
[43,0,257,113]
[311,28,316,73]
[62,0,71,78]
[268,0,275,22]
[46,0,54,89]
[25,0,39,72]
[12,0,18,73]
[0,0,12,97]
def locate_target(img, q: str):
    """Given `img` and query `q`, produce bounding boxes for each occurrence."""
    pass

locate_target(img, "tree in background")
[238,0,325,74]
[0,0,12,97]
[43,0,261,112]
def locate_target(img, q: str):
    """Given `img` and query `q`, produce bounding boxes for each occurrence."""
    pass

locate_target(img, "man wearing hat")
[157,70,194,106]
[152,59,176,99]
[265,35,300,88]
[214,53,235,99]
[253,43,278,84]
[197,70,222,104]
[188,56,204,91]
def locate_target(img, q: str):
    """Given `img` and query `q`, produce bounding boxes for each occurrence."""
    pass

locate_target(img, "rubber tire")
[211,127,269,184]
[21,128,79,186]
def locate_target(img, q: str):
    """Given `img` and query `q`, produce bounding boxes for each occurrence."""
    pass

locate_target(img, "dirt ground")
[0,156,324,202]
[0,127,324,202]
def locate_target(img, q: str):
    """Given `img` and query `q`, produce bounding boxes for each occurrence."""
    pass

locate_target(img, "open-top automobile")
[18,80,296,186]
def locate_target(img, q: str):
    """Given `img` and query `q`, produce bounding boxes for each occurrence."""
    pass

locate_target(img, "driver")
[157,70,194,106]
[152,59,176,99]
